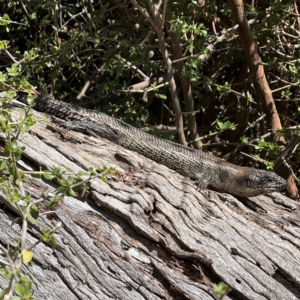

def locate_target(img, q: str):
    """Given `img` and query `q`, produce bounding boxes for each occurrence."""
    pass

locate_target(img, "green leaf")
[52,167,61,176]
[30,12,37,20]
[246,91,254,102]
[6,64,19,77]
[77,170,90,176]
[3,14,10,21]
[43,172,55,180]
[32,173,42,179]
[148,51,154,59]
[30,204,39,219]
[289,65,297,74]
[18,199,27,206]
[0,14,10,26]
[100,175,107,183]
[5,90,17,99]
[69,188,77,197]
[15,283,24,295]
[50,235,57,248]
[216,120,224,130]
[0,71,6,81]
[213,282,231,296]
[66,176,74,185]
[12,217,22,225]
[155,93,167,99]
[46,197,60,209]
[57,177,66,186]
[27,214,37,225]
[216,120,235,131]
[39,229,51,242]
[240,135,249,144]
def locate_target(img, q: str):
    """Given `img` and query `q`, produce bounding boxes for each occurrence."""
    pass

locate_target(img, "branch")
[130,0,157,29]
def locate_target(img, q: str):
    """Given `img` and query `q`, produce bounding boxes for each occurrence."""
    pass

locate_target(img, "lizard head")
[234,168,286,197]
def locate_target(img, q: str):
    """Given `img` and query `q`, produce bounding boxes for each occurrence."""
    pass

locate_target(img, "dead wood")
[0,105,300,300]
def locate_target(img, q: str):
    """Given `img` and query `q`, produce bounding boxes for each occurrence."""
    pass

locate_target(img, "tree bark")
[227,0,282,133]
[167,14,201,150]
[0,104,299,300]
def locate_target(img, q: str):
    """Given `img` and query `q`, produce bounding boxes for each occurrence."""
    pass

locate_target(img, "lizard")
[19,93,286,197]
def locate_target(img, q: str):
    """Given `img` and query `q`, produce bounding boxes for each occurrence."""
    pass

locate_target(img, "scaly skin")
[22,94,286,197]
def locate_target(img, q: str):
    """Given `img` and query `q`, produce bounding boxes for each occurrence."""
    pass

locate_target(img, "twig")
[4,49,30,67]
[129,77,164,90]
[161,0,168,28]
[130,0,157,29]
[18,0,30,18]
[4,50,18,64]
[76,81,90,100]
[280,29,299,39]
[272,85,293,93]
[188,126,237,144]
[197,81,250,99]
[202,142,238,147]
[273,135,300,169]
[121,57,150,80]
[273,75,300,87]
[181,110,200,115]
[223,114,268,159]
[65,12,85,27]
[240,151,268,164]
[212,21,217,35]
[292,0,300,29]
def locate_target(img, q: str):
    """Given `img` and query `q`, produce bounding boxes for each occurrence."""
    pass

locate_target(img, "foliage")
[213,281,231,298]
[0,1,298,159]
[0,44,113,299]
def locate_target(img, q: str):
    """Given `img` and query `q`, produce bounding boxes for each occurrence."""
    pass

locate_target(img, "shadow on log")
[0,104,300,299]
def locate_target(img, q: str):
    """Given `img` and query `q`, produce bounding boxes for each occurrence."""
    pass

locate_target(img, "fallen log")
[0,103,299,299]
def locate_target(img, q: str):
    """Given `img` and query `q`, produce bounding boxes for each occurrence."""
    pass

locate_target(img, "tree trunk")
[0,104,299,300]
[227,0,297,197]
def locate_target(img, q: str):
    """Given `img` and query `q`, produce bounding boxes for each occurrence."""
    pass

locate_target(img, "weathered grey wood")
[0,105,300,299]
